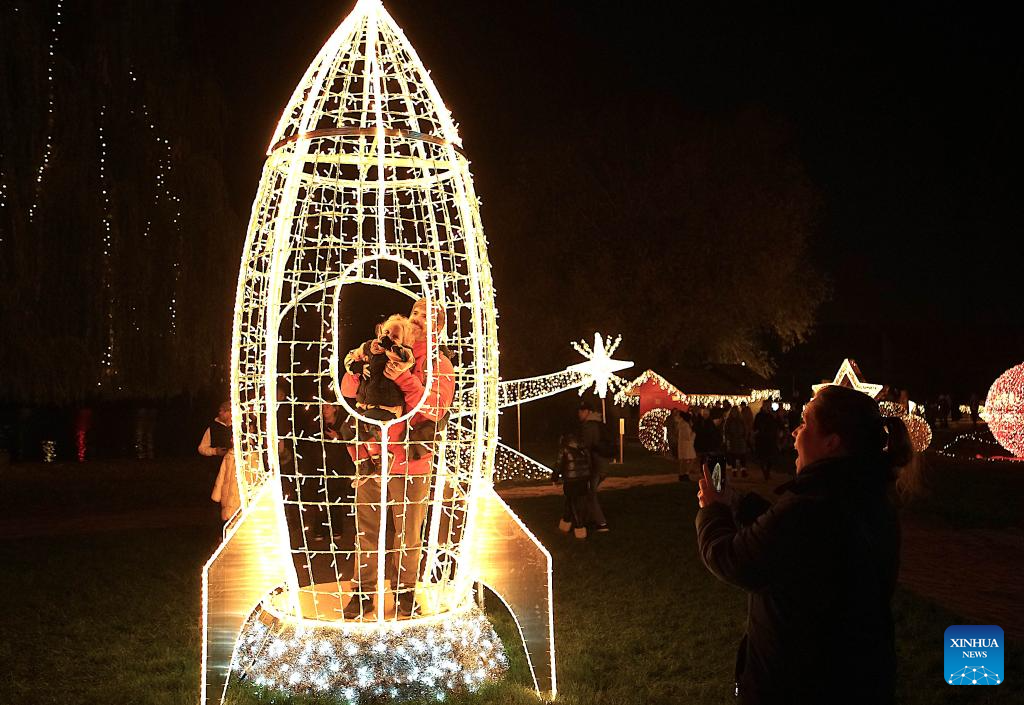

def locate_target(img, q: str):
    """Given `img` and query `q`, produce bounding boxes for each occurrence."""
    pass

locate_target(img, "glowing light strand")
[27,0,63,223]
[615,369,780,408]
[233,605,507,700]
[97,105,115,387]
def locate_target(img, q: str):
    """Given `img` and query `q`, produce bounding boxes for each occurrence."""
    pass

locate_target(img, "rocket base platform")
[231,603,508,700]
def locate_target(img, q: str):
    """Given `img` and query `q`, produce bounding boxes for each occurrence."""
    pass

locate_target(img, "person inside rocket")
[341,314,414,473]
[339,298,456,620]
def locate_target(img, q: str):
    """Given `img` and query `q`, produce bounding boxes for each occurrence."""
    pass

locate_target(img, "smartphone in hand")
[711,461,725,492]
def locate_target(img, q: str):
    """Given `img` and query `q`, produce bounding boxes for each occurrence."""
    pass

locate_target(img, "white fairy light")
[98,105,115,384]
[615,369,780,408]
[27,0,63,223]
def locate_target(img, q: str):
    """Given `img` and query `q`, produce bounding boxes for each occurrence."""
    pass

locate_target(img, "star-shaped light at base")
[812,358,884,399]
[567,333,634,399]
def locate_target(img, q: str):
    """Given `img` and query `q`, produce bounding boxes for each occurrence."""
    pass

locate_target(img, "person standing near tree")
[695,385,918,704]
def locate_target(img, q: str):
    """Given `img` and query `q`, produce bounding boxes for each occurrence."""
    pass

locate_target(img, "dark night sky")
[190,0,1023,400]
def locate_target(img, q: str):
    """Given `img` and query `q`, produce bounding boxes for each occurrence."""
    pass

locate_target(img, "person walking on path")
[695,384,919,705]
[578,400,611,533]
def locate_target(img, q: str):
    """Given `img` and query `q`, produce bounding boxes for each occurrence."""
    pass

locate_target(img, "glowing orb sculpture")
[201,2,556,702]
[985,363,1024,457]
[879,401,932,453]
[639,408,672,453]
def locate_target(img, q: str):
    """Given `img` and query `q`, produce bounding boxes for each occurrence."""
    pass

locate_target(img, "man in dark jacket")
[695,455,899,703]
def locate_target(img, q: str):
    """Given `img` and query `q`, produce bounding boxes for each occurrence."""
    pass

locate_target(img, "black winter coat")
[696,455,900,705]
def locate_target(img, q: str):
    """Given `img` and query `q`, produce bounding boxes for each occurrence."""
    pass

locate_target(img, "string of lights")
[233,605,507,701]
[97,105,115,388]
[27,0,63,223]
[615,369,780,408]
[935,430,1007,462]
[492,443,553,482]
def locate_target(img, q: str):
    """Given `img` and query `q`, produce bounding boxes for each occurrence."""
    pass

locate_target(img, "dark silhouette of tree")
[0,1,242,403]
[489,100,827,377]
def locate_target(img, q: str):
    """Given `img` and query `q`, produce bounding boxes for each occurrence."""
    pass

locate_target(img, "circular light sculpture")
[639,408,672,453]
[985,363,1024,457]
[879,402,932,453]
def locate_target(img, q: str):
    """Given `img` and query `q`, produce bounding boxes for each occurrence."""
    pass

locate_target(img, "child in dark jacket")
[341,314,414,470]
[553,432,593,539]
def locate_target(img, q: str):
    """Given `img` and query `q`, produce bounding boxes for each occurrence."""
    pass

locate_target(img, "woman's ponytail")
[882,415,924,500]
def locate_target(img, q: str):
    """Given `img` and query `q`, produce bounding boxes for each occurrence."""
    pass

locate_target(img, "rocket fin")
[466,487,556,699]
[493,441,554,481]
[201,483,290,704]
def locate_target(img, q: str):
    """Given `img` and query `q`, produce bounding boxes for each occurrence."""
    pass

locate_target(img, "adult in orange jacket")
[343,298,455,620]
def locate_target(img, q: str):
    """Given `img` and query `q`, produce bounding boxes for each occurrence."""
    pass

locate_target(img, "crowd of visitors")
[671,400,796,483]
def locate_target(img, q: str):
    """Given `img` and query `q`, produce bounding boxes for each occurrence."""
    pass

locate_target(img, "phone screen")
[712,462,724,492]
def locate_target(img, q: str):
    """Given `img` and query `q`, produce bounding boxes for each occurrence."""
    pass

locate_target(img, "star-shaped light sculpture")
[812,358,884,399]
[567,333,634,399]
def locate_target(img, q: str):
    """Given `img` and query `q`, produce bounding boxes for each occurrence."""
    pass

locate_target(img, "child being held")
[552,432,593,539]
[342,314,414,468]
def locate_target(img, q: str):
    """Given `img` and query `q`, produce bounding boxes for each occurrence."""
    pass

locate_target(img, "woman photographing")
[696,384,919,704]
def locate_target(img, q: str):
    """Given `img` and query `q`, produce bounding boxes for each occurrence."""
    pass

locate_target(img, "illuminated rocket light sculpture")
[201,2,630,702]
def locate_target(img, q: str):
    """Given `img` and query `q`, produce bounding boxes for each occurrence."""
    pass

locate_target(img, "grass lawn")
[0,459,1021,704]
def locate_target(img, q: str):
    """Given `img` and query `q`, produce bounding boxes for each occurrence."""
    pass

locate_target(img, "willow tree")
[0,1,242,403]
[490,102,828,376]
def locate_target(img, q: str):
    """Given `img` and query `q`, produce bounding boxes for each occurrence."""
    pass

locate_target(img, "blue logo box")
[945,625,1003,685]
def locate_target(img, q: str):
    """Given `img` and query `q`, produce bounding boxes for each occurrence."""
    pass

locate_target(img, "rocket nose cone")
[268,0,461,153]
